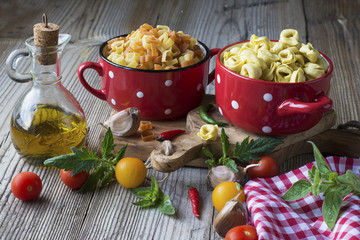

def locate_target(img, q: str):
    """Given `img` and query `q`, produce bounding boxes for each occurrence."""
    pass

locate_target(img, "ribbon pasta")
[105,24,204,70]
[222,29,328,82]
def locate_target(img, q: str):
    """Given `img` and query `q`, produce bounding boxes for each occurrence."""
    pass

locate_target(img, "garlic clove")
[207,165,246,189]
[213,199,248,238]
[103,108,140,137]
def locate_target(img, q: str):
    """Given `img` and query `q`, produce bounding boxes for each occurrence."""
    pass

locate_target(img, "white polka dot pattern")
[231,100,239,109]
[217,74,221,84]
[164,109,172,115]
[262,126,272,133]
[197,83,202,91]
[109,71,114,79]
[263,93,273,102]
[165,80,173,87]
[111,98,116,105]
[136,91,144,98]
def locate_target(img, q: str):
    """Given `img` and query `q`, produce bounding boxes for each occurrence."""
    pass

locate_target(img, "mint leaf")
[323,191,342,230]
[102,128,116,159]
[308,141,331,174]
[151,175,159,194]
[158,194,175,215]
[130,174,174,215]
[346,170,360,192]
[236,182,242,191]
[132,199,156,208]
[312,168,321,198]
[282,179,312,201]
[130,187,152,199]
[308,166,317,182]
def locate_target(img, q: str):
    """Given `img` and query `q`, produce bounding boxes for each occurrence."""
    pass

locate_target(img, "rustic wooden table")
[1,0,359,239]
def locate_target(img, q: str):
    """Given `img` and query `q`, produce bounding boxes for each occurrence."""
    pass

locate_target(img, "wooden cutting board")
[99,95,357,172]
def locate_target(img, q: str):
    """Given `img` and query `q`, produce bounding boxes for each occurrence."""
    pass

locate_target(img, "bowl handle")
[277,93,332,117]
[77,62,106,100]
[207,48,221,84]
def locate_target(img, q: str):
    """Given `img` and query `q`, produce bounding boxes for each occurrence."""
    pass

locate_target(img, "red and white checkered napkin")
[244,156,360,240]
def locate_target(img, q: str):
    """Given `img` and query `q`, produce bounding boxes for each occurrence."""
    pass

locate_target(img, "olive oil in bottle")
[11,105,87,163]
[6,22,87,165]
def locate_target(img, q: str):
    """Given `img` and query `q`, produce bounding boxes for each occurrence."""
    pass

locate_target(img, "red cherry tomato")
[60,169,89,190]
[11,172,42,201]
[247,156,279,179]
[225,225,258,240]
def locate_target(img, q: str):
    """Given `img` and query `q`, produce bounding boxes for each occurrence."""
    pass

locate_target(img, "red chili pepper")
[188,186,200,218]
[156,129,185,141]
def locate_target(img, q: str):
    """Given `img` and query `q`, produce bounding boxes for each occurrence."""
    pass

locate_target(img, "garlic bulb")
[102,108,140,136]
[213,198,248,237]
[207,165,246,189]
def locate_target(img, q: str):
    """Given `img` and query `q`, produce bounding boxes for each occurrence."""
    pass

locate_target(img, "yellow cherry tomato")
[212,181,246,212]
[115,157,147,188]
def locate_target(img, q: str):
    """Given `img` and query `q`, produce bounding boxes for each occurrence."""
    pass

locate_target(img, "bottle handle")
[6,48,32,83]
[77,62,106,100]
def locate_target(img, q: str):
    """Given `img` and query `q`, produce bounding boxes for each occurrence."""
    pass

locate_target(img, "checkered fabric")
[244,156,360,240]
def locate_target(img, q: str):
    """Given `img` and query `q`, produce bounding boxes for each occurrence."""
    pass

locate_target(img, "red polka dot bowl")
[77,36,219,120]
[215,41,333,135]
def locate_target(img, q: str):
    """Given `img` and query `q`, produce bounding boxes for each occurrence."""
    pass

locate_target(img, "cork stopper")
[33,14,60,65]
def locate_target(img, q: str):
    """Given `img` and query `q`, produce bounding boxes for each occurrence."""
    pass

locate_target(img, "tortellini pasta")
[222,29,328,82]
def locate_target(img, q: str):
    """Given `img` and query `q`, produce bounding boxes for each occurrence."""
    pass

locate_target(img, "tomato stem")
[243,163,261,172]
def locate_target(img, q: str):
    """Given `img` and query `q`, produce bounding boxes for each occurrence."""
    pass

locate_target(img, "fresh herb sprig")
[130,175,175,215]
[44,128,127,192]
[282,141,360,230]
[203,128,283,172]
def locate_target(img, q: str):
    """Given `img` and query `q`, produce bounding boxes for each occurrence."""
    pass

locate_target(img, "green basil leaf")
[132,199,156,208]
[236,182,243,191]
[308,141,331,174]
[323,191,342,230]
[101,128,116,159]
[158,194,175,215]
[282,179,312,201]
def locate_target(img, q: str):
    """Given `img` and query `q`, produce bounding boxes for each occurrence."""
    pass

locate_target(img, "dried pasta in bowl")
[104,24,204,70]
[221,29,329,82]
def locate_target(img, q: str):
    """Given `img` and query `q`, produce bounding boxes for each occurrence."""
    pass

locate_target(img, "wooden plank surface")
[0,0,359,240]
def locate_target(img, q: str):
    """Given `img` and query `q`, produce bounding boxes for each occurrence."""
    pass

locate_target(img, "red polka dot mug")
[215,41,333,135]
[77,36,220,120]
